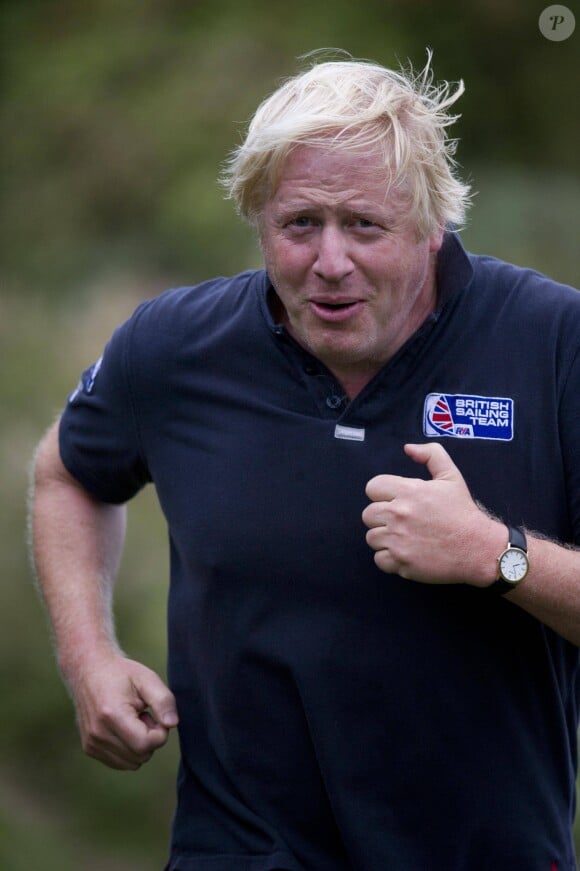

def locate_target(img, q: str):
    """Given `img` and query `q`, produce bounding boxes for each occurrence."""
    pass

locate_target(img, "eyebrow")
[274,196,396,214]
[272,200,402,227]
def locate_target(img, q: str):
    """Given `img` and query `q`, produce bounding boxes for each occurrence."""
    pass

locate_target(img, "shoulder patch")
[68,356,103,404]
[423,393,514,441]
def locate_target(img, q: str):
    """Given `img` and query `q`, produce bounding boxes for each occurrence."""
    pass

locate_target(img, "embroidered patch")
[68,356,103,404]
[85,356,103,393]
[423,393,514,441]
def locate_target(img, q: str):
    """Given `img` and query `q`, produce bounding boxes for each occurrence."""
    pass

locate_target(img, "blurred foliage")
[1,0,578,868]
[2,0,579,296]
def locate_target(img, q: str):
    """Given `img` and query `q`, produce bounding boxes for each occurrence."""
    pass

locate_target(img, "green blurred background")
[2,1,579,867]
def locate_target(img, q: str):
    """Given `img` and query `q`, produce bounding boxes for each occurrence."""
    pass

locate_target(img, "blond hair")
[221,51,471,237]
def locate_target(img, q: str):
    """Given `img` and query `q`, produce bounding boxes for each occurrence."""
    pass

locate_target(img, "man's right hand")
[67,652,179,770]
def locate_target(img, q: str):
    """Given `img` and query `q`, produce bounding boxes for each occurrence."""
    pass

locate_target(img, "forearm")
[30,421,178,769]
[30,422,127,681]
[503,534,580,647]
[364,443,580,648]
[450,514,580,647]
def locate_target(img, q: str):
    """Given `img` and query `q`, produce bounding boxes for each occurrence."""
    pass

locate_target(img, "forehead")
[269,144,407,210]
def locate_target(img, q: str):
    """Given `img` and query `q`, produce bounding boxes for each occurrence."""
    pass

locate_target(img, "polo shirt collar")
[435,230,474,312]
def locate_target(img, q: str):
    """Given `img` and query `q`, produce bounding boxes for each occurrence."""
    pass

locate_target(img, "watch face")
[499,548,529,583]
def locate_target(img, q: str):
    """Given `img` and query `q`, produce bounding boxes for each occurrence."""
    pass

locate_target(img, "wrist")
[58,635,123,686]
[468,517,509,589]
[488,525,530,594]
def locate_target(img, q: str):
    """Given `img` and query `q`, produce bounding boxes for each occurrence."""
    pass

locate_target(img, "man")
[31,54,580,870]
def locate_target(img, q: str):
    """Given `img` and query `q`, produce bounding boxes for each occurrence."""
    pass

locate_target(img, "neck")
[329,367,381,401]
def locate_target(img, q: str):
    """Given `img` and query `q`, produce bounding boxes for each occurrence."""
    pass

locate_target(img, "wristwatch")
[489,526,529,594]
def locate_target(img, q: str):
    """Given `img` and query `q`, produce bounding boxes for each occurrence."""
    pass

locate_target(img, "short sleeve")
[59,308,151,504]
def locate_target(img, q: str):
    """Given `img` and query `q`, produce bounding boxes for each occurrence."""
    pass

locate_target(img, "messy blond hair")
[221,51,471,238]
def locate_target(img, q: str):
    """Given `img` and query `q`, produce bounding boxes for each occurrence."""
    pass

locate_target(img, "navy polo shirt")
[60,234,580,870]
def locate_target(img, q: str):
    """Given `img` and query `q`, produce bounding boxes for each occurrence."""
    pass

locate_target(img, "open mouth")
[313,299,359,310]
[310,299,362,321]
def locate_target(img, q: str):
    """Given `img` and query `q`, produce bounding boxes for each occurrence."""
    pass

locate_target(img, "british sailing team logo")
[423,393,514,441]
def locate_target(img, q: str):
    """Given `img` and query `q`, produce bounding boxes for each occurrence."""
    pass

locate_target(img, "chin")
[313,342,373,370]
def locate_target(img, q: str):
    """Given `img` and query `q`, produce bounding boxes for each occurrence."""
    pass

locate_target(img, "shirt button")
[304,363,318,375]
[326,394,344,409]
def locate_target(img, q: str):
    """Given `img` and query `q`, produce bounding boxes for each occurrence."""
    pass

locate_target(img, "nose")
[313,226,354,282]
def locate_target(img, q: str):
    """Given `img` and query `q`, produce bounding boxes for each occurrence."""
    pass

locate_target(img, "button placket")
[326,394,345,410]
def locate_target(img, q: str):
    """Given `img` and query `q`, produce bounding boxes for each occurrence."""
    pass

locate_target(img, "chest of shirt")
[138,315,568,568]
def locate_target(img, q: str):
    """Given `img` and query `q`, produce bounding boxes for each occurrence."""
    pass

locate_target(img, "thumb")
[404,442,462,482]
[150,692,179,730]
[134,668,179,729]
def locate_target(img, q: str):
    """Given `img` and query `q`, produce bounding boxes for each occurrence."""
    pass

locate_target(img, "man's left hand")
[362,443,503,586]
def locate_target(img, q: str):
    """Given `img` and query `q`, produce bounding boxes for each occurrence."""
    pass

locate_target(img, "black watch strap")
[508,526,527,553]
[487,526,528,595]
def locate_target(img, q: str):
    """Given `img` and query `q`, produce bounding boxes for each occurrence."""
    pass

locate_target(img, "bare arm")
[363,442,580,647]
[30,420,178,769]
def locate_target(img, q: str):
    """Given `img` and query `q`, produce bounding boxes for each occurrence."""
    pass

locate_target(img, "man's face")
[259,145,444,393]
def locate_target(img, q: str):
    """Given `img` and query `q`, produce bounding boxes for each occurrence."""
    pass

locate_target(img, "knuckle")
[84,721,105,747]
[397,563,412,580]
[392,501,411,521]
[374,551,393,572]
[83,736,104,760]
[366,528,383,550]
[365,476,378,495]
[133,728,165,756]
[98,703,118,727]
[131,735,151,756]
[366,475,386,498]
